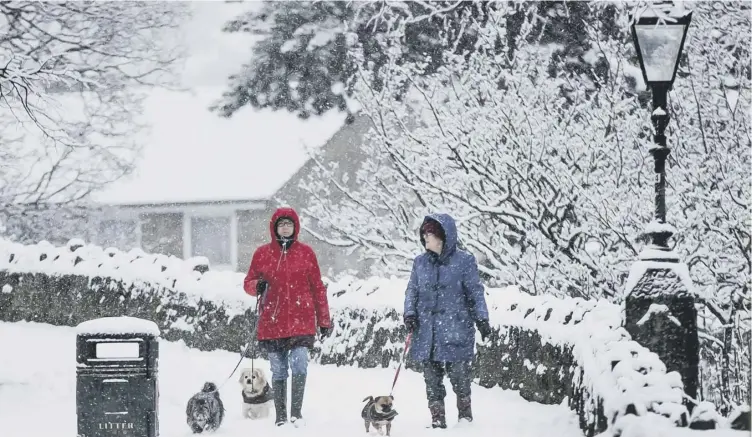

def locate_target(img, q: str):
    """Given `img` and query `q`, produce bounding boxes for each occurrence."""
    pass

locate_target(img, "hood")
[269,207,301,242]
[420,213,458,262]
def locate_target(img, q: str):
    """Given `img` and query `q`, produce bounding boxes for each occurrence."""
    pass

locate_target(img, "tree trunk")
[721,306,736,415]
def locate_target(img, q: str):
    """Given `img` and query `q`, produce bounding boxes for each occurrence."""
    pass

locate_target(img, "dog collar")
[366,403,398,421]
[242,384,271,404]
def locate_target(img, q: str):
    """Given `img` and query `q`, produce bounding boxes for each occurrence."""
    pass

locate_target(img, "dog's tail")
[202,382,218,393]
[362,396,374,403]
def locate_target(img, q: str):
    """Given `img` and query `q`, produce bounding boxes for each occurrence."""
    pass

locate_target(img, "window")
[98,219,138,250]
[140,213,183,258]
[191,216,231,266]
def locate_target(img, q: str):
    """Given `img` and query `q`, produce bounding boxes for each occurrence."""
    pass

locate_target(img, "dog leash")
[249,281,272,377]
[389,332,412,397]
[250,324,257,376]
[218,298,261,390]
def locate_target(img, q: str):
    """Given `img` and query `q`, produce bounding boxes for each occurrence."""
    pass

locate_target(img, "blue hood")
[420,213,458,262]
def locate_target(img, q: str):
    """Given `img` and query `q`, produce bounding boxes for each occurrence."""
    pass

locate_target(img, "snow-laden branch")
[0,2,187,222]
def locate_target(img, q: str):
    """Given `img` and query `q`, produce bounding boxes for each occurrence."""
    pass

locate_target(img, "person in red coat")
[243,206,332,427]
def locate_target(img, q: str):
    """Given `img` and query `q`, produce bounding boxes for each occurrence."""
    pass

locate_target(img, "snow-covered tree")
[211,1,356,120]
[301,3,649,298]
[299,0,750,408]
[212,1,502,120]
[0,2,188,241]
[211,1,623,120]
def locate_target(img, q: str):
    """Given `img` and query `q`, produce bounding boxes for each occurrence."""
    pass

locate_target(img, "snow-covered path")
[0,321,582,437]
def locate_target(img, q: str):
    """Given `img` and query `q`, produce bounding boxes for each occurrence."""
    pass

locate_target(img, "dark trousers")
[423,360,472,403]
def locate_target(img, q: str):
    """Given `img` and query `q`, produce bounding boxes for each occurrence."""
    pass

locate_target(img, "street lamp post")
[622,3,700,418]
[631,6,692,252]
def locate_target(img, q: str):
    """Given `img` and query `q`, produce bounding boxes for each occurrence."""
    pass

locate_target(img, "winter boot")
[290,374,307,427]
[273,379,287,426]
[457,396,473,423]
[429,400,447,429]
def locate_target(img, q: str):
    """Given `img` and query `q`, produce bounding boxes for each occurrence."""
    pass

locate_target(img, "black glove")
[476,320,492,341]
[404,315,418,333]
[256,279,268,295]
[319,326,332,338]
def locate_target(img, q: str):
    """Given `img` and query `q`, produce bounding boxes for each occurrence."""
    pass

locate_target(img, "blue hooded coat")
[404,213,490,362]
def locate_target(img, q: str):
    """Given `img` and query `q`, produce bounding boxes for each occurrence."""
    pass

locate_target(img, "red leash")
[390,332,413,397]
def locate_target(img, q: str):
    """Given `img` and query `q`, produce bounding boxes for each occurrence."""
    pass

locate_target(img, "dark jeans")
[422,360,472,402]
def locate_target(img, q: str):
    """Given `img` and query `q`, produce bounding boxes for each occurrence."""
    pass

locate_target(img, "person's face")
[423,232,443,254]
[277,218,295,238]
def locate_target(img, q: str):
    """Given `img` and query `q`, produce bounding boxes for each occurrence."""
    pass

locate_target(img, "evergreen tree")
[211,1,494,120]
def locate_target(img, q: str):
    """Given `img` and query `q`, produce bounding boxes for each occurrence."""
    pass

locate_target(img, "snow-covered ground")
[0,321,582,437]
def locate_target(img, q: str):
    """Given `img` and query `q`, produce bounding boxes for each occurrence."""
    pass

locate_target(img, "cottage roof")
[91,87,345,205]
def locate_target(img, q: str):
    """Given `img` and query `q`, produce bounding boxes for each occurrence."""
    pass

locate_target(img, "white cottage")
[90,87,349,273]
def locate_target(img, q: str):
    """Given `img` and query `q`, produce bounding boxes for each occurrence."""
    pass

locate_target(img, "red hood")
[269,207,301,242]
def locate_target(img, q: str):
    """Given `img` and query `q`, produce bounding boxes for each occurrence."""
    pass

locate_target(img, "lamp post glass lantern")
[633,19,691,86]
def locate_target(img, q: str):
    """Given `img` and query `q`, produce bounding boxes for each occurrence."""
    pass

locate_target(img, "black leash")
[218,298,261,390]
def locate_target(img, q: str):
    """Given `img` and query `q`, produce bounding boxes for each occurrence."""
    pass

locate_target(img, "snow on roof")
[86,1,348,206]
[76,315,160,337]
[90,87,346,205]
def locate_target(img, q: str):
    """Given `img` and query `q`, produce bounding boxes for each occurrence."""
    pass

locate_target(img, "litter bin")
[75,316,160,437]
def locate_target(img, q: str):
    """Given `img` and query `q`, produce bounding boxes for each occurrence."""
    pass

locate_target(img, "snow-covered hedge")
[0,238,719,435]
[0,238,410,366]
[607,411,750,437]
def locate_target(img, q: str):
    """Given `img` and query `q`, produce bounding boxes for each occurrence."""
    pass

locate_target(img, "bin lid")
[76,316,160,337]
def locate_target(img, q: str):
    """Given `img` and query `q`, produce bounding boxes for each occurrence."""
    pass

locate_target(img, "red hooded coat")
[243,207,331,341]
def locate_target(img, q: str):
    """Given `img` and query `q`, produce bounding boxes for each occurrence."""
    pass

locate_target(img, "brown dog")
[362,395,398,436]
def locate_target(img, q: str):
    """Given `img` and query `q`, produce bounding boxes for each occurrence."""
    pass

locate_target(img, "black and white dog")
[186,382,225,433]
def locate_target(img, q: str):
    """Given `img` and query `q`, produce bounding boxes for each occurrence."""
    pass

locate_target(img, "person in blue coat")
[403,213,492,428]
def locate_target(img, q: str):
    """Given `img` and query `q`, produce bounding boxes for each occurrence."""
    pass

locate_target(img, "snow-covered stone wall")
[476,292,698,435]
[0,238,736,435]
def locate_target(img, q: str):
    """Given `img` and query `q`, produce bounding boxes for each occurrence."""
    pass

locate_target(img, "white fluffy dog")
[238,368,272,420]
